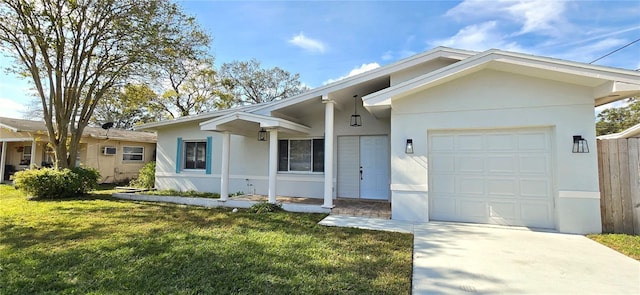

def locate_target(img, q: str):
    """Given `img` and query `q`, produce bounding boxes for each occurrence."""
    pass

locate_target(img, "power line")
[589,37,640,64]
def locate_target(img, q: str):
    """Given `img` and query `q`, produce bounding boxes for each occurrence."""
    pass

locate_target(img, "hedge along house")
[0,117,157,183]
[138,47,640,234]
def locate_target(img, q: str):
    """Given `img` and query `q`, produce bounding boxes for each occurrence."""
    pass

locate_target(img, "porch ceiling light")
[258,128,267,141]
[572,135,589,153]
[350,94,362,127]
[405,139,414,154]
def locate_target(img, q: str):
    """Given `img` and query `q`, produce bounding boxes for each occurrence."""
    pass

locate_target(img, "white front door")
[337,135,389,200]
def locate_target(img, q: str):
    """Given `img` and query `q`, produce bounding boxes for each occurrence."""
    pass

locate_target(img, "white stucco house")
[137,47,640,234]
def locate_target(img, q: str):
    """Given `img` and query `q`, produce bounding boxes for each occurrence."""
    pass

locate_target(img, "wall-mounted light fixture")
[572,135,589,153]
[258,128,267,141]
[350,94,362,127]
[405,139,414,154]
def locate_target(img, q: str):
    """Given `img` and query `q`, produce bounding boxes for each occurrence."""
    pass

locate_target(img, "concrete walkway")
[319,216,640,295]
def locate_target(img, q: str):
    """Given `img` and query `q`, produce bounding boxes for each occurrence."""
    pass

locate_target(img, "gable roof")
[362,48,640,108]
[0,117,156,143]
[135,103,265,130]
[136,47,476,130]
[136,47,640,130]
[251,47,476,115]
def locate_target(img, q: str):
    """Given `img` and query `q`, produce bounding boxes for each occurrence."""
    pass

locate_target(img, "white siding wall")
[390,69,601,234]
[154,103,390,198]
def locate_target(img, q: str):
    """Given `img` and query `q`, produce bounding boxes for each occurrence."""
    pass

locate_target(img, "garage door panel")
[431,175,455,193]
[459,200,487,218]
[486,134,515,150]
[456,135,483,150]
[487,178,517,196]
[429,128,554,229]
[431,197,456,218]
[520,155,549,174]
[520,178,550,198]
[431,155,455,172]
[456,177,485,195]
[520,202,553,228]
[518,133,548,151]
[489,202,518,220]
[487,156,516,174]
[431,135,455,151]
[457,156,484,173]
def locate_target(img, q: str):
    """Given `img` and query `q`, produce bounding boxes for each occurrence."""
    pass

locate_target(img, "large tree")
[150,59,233,118]
[91,83,160,130]
[219,59,309,105]
[596,97,639,136]
[0,0,209,168]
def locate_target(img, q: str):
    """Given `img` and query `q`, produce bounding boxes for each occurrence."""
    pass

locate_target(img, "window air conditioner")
[102,147,117,155]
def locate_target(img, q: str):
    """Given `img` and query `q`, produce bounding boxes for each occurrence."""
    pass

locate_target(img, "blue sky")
[1,0,639,118]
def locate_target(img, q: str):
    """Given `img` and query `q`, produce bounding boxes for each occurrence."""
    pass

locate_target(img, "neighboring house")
[137,47,640,234]
[0,117,157,183]
[597,123,640,139]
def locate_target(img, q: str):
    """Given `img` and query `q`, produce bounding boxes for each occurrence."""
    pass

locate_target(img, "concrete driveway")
[413,222,640,295]
[319,216,640,295]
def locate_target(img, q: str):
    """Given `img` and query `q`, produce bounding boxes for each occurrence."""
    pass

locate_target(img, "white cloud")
[0,97,27,119]
[505,0,567,36]
[446,0,569,37]
[323,63,380,85]
[429,21,523,52]
[288,32,326,53]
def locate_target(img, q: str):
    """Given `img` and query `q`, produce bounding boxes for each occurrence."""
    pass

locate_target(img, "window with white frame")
[184,141,207,170]
[278,139,324,172]
[123,146,144,161]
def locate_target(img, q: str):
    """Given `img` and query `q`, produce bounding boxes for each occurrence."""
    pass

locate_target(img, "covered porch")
[200,97,340,208]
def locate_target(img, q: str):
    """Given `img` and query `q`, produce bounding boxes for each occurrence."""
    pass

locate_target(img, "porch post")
[268,129,278,204]
[220,132,230,201]
[0,141,6,182]
[323,97,335,208]
[31,140,37,167]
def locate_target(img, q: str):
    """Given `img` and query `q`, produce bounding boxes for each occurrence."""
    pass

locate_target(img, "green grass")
[0,185,412,294]
[588,234,640,261]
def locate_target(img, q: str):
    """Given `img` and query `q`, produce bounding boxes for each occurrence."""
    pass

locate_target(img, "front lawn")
[0,185,412,294]
[588,233,640,261]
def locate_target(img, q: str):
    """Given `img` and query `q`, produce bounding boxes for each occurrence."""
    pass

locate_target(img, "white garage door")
[429,128,554,229]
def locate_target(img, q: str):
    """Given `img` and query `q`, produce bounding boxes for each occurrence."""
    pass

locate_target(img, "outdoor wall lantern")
[572,135,589,153]
[350,94,362,127]
[405,139,414,154]
[258,128,267,141]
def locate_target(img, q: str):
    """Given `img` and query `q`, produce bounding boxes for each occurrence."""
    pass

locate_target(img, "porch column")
[268,129,278,204]
[31,140,37,167]
[0,141,6,182]
[220,132,230,201]
[323,98,335,208]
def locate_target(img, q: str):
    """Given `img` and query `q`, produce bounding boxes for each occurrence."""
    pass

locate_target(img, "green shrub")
[13,167,100,199]
[129,161,155,188]
[71,167,100,193]
[247,202,283,214]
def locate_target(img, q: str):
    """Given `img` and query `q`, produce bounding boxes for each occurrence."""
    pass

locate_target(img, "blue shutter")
[176,137,183,174]
[205,136,213,175]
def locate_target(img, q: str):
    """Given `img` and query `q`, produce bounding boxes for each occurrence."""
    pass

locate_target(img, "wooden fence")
[597,138,640,235]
